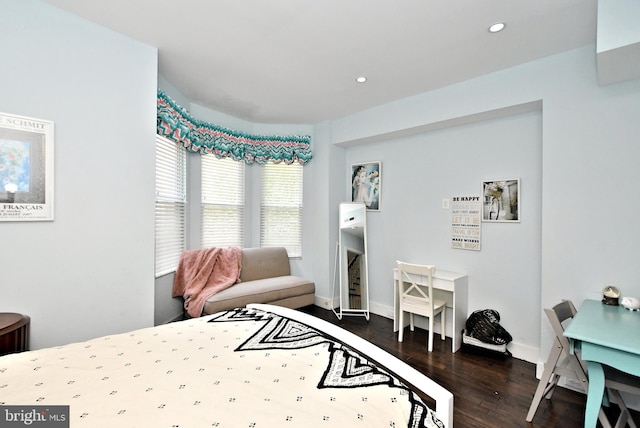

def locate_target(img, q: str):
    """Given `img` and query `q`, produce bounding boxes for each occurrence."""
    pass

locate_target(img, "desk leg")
[451,295,460,353]
[393,279,399,332]
[585,361,605,428]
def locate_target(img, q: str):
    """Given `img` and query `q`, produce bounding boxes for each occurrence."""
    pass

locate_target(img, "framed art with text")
[0,112,54,221]
[482,179,520,222]
[451,195,482,250]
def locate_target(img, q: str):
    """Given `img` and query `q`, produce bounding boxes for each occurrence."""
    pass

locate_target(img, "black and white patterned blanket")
[0,307,443,427]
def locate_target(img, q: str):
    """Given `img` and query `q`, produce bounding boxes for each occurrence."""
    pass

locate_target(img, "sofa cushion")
[240,247,290,282]
[202,275,314,315]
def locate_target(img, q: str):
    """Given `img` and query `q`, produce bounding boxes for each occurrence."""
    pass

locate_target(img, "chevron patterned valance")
[156,90,312,165]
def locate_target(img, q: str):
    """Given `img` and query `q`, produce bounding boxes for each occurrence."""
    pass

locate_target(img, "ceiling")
[44,0,597,124]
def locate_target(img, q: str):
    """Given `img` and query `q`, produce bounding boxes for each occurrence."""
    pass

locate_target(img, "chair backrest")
[544,300,588,376]
[396,261,436,303]
[544,300,577,342]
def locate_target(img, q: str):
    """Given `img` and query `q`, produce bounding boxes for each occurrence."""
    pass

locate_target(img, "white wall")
[597,0,640,51]
[346,110,541,356]
[0,0,158,349]
[312,45,640,363]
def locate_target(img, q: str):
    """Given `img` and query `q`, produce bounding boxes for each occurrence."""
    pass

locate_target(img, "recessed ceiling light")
[488,22,506,33]
[355,76,367,83]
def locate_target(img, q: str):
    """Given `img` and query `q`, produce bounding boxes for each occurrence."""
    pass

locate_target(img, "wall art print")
[351,161,381,211]
[0,112,54,221]
[451,195,482,250]
[482,179,519,222]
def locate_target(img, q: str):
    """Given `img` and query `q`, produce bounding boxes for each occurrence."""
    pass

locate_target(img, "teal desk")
[563,299,640,427]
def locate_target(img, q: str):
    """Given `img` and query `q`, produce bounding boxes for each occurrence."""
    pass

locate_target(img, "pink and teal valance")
[157,90,312,165]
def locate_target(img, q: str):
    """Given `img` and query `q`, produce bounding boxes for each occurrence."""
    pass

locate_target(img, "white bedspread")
[0,307,443,427]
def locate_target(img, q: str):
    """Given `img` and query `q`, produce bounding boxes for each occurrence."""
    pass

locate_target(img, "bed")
[0,304,453,427]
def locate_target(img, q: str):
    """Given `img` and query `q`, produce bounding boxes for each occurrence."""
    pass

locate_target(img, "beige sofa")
[201,247,315,316]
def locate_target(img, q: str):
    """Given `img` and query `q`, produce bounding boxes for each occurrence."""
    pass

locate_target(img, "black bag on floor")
[465,309,512,345]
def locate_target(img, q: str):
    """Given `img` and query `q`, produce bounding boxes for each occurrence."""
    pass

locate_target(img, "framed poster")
[0,112,54,221]
[351,161,381,211]
[451,195,482,250]
[482,179,519,222]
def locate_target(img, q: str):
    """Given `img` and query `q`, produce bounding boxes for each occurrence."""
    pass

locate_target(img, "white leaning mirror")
[332,202,370,320]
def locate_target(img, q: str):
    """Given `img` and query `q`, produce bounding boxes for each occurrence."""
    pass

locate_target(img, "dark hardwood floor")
[300,305,636,428]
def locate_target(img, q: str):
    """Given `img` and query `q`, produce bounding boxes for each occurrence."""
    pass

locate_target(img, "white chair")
[526,300,640,427]
[396,261,446,352]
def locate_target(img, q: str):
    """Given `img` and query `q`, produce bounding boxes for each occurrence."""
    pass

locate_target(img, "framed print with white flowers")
[351,161,381,211]
[0,112,54,221]
[482,179,519,222]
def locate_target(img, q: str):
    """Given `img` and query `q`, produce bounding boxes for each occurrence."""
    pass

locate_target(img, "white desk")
[393,268,468,352]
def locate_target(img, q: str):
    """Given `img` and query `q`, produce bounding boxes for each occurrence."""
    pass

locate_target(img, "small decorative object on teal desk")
[601,285,620,305]
[620,296,640,311]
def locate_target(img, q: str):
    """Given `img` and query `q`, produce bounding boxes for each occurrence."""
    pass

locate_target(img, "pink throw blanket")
[172,247,242,318]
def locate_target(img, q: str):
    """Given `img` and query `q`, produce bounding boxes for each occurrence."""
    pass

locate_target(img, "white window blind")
[155,135,186,277]
[201,155,245,248]
[260,162,303,257]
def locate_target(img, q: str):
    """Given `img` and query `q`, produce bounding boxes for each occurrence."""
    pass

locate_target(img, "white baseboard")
[509,342,539,364]
[314,295,337,310]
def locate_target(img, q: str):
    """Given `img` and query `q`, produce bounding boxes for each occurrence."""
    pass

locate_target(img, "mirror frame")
[332,202,370,320]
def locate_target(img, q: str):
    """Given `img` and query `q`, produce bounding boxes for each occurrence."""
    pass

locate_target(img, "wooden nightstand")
[0,313,30,356]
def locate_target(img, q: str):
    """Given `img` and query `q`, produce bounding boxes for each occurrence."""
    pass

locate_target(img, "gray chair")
[604,367,640,428]
[526,300,640,427]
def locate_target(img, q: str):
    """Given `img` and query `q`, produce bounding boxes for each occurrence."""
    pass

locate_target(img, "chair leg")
[544,374,561,399]
[608,389,636,428]
[526,339,564,422]
[440,307,446,341]
[398,310,404,343]
[427,315,434,352]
